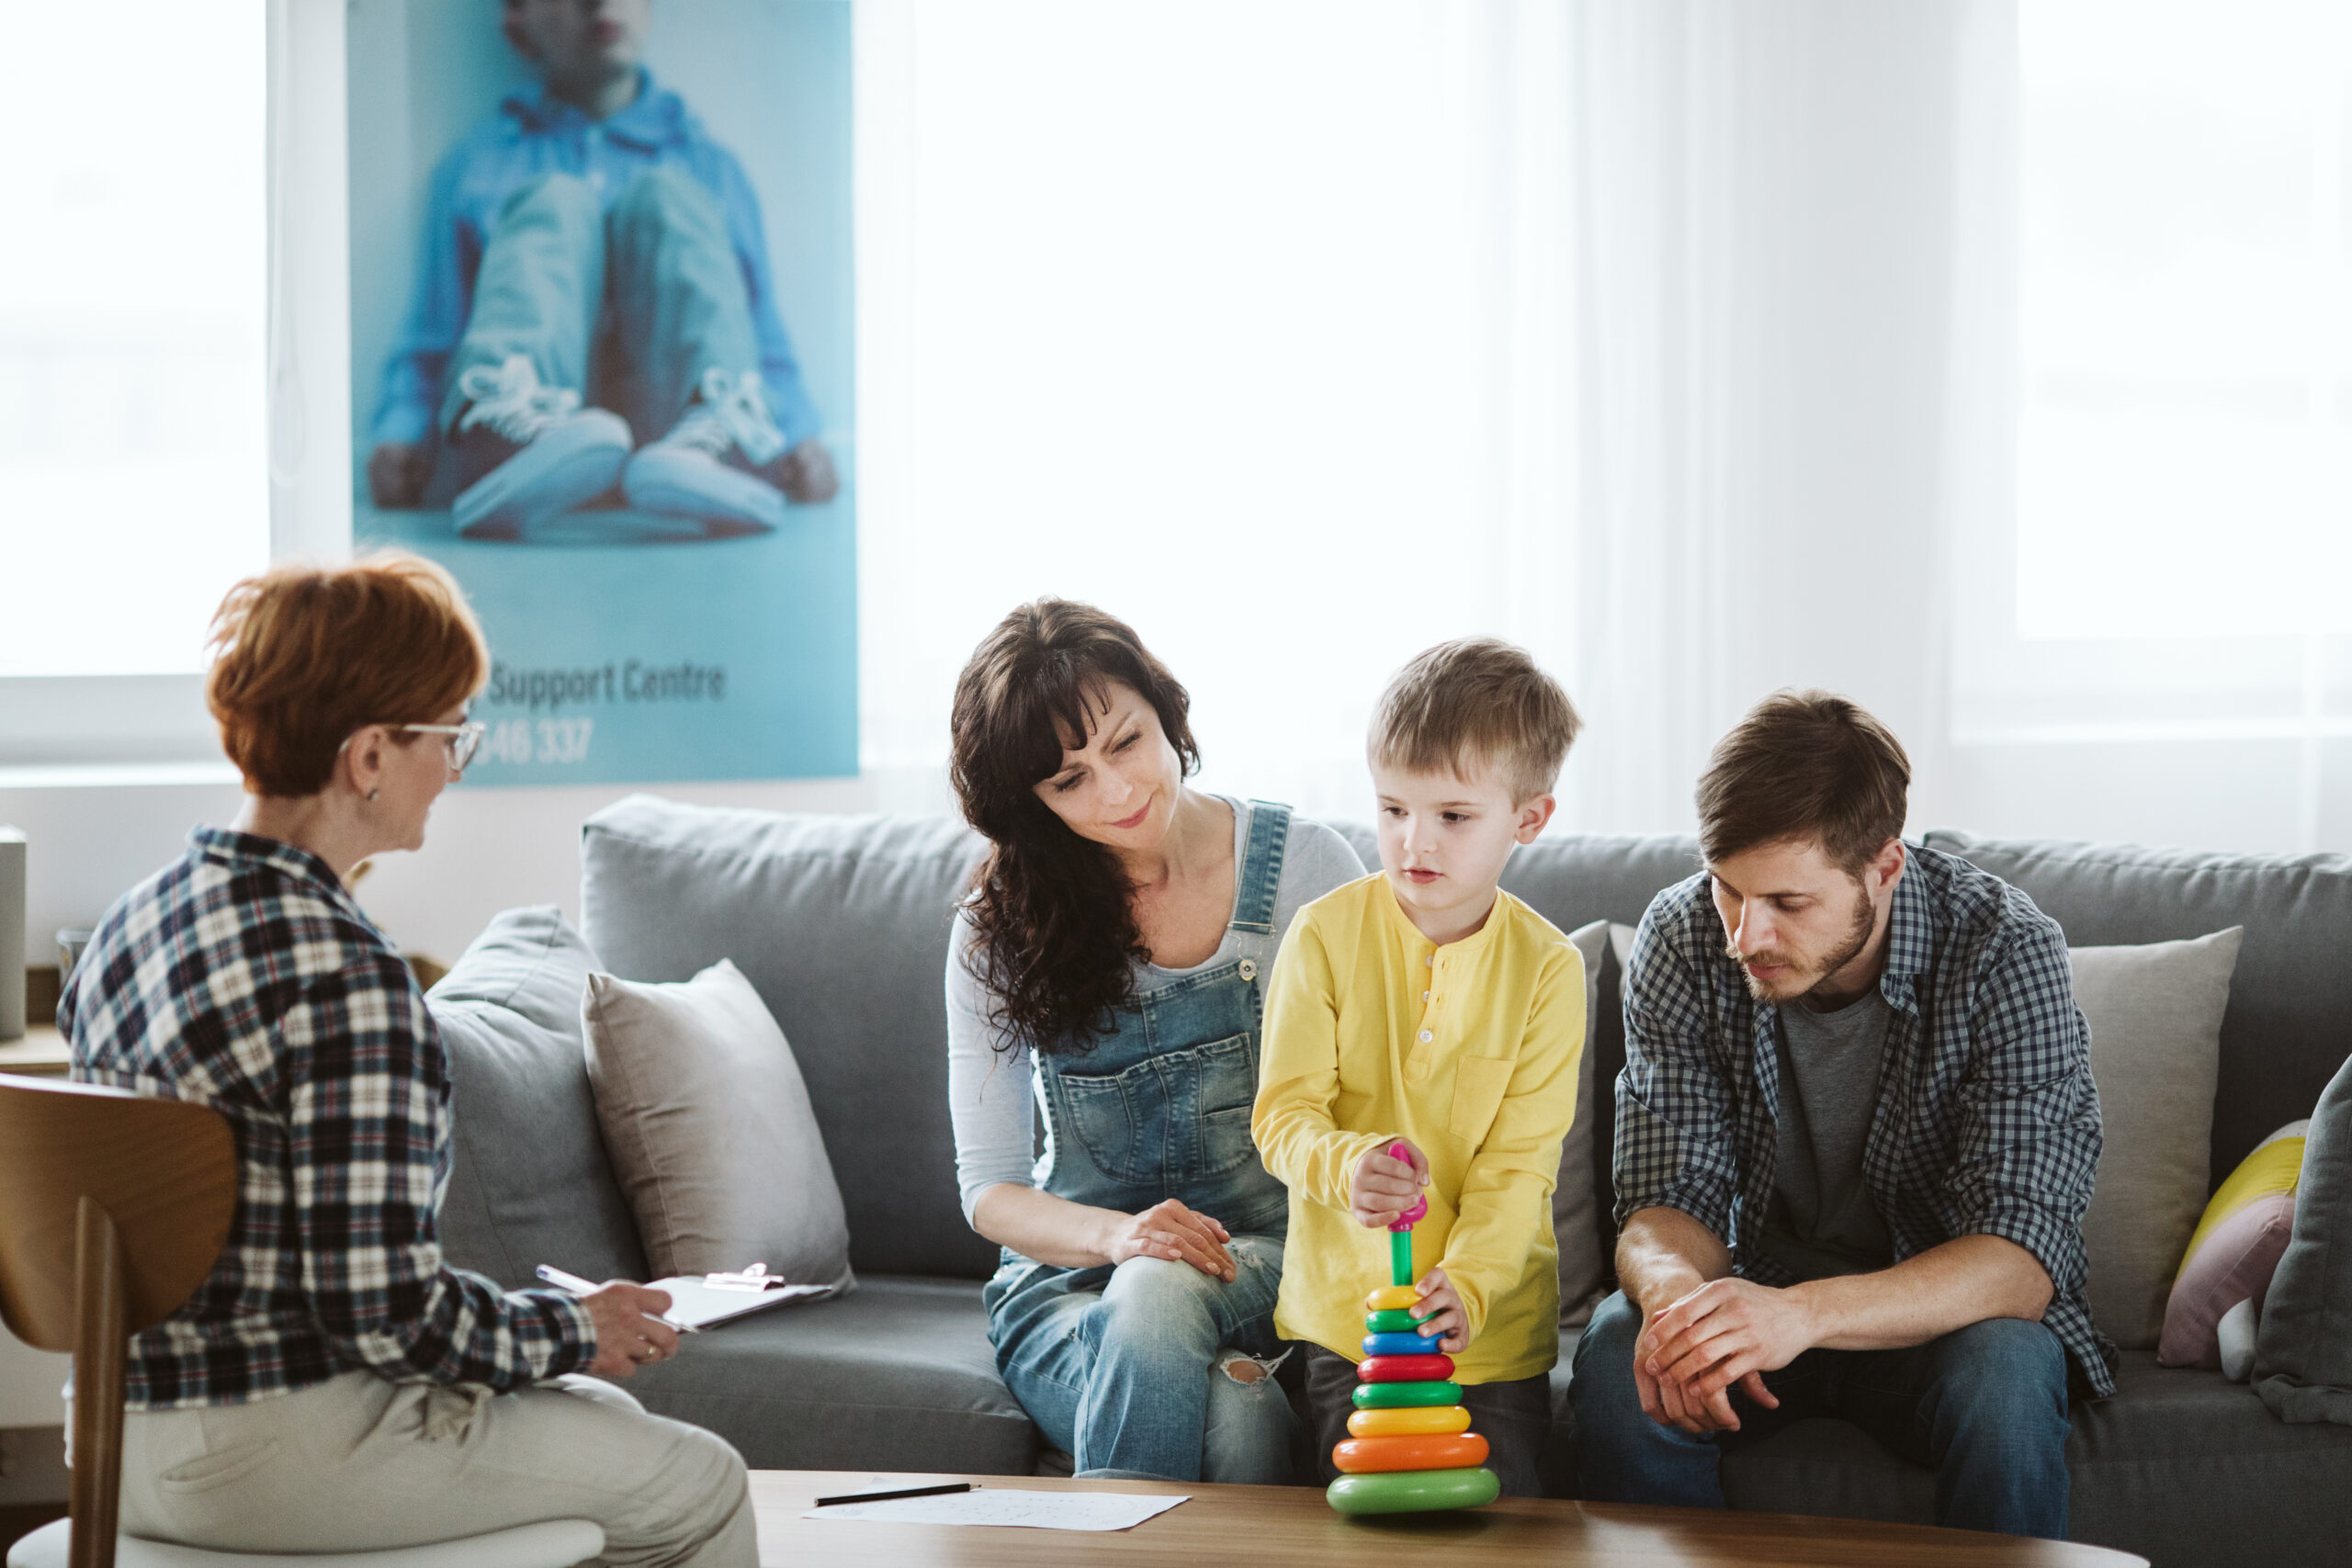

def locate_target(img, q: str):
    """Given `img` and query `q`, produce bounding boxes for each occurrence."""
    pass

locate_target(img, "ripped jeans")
[987,1232,1298,1483]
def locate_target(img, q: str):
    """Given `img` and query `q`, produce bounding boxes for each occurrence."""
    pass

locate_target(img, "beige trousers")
[113,1372,754,1568]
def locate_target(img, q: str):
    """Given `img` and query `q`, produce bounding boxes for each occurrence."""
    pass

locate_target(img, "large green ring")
[1351,1379,1464,1409]
[1326,1467,1500,1515]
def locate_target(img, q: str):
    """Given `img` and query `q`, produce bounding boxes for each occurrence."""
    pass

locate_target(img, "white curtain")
[1563,0,2005,833]
[854,1,2002,833]
[853,0,1579,822]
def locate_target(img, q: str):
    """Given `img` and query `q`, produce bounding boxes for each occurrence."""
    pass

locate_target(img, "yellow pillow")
[2177,1122,2308,1277]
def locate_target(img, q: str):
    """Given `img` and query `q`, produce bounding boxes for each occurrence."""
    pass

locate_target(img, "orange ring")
[1331,1433,1490,1474]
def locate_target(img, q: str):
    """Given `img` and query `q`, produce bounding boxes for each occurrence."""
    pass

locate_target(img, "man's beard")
[1729,878,1876,1003]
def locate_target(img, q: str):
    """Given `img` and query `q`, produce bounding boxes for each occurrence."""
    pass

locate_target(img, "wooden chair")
[0,1077,601,1568]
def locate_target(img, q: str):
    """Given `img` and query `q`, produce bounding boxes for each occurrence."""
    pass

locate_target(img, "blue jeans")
[1569,1290,2073,1539]
[440,167,757,444]
[992,1236,1296,1483]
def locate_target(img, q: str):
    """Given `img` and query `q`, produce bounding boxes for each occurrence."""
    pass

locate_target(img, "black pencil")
[812,1482,975,1508]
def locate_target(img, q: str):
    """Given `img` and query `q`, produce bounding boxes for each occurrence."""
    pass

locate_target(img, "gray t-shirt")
[1756,987,1897,1282]
[944,796,1366,1224]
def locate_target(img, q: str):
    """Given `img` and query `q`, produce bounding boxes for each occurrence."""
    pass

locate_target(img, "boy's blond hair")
[1369,637,1581,804]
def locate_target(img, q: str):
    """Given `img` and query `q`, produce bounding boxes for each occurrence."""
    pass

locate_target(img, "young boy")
[1251,637,1585,1497]
[366,0,837,538]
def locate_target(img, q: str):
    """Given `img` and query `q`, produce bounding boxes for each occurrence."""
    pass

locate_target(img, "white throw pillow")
[581,958,855,1294]
[2070,927,2243,1351]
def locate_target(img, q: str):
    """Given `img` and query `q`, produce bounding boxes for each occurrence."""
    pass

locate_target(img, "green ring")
[1351,1380,1463,1409]
[1326,1467,1500,1515]
[1364,1309,1424,1334]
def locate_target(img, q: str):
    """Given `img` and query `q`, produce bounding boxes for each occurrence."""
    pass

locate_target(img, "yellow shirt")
[1251,874,1584,1384]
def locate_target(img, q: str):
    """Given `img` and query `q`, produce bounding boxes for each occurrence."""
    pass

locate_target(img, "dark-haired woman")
[944,600,1363,1483]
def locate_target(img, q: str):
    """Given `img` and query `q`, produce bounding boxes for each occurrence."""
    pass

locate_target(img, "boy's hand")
[769,437,840,504]
[1349,1138,1429,1228]
[367,442,431,509]
[1409,1267,1468,1355]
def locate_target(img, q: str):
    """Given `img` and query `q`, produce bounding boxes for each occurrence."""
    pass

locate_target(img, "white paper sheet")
[650,1275,831,1330]
[803,1488,1189,1532]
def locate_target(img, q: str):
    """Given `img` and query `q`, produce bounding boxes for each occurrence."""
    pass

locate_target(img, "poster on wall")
[345,0,854,785]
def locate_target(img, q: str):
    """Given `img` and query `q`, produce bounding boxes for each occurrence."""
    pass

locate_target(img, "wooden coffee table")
[749,1471,2148,1566]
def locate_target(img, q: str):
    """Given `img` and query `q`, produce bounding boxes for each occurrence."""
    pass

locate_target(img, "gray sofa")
[432,795,2352,1566]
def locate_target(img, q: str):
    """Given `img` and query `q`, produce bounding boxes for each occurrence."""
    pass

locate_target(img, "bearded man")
[1568,691,2111,1541]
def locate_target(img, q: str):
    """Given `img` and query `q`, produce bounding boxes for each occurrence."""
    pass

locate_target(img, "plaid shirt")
[61,829,594,1409]
[1614,843,2117,1397]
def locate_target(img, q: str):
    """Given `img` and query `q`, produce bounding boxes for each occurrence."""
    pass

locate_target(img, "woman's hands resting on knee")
[970,1183,1238,1281]
[580,1280,683,1378]
[1099,1198,1238,1282]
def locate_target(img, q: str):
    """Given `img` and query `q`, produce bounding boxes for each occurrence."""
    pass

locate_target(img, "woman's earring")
[368,788,380,802]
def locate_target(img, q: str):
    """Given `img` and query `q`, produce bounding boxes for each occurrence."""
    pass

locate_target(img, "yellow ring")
[1348,1404,1471,1438]
[1365,1285,1420,1313]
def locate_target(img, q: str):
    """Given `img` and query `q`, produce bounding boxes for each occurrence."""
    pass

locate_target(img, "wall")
[1,766,956,974]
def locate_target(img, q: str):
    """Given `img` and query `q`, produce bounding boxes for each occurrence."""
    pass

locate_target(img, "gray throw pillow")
[2069,927,2243,1350]
[582,958,854,1294]
[1557,921,1611,1325]
[2254,1048,2352,1424]
[427,907,650,1289]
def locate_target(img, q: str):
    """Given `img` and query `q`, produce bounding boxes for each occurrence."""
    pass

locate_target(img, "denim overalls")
[984,801,1297,1482]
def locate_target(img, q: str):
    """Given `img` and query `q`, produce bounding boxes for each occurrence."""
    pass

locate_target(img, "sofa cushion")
[1558,922,1612,1325]
[582,959,854,1292]
[582,799,997,1279]
[2163,1122,2307,1370]
[1707,1351,2352,1562]
[1924,831,2352,1187]
[2254,1046,2352,1425]
[622,1274,1038,1474]
[427,907,648,1289]
[2068,928,2241,1349]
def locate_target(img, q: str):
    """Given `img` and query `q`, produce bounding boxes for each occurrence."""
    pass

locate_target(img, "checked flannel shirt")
[61,829,594,1410]
[1613,842,2118,1397]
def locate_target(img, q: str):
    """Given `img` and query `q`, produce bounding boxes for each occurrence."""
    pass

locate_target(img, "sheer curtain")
[854,0,1579,821]
[1564,0,2003,834]
[854,1,2003,833]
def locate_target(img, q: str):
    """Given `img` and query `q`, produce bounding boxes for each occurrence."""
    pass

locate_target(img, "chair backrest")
[0,1077,237,1568]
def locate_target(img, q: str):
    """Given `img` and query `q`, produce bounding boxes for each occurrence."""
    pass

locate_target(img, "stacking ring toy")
[1324,1144,1501,1516]
[1332,1433,1489,1473]
[1349,1404,1472,1438]
[1357,1353,1454,1382]
[1362,1331,1438,1358]
[1352,1379,1463,1409]
[1328,1467,1502,1516]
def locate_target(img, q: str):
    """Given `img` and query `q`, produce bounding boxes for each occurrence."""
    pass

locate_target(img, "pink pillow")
[2157,1191,2295,1369]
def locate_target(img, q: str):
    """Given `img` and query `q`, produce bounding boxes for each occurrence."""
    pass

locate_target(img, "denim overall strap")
[1227,801,1291,937]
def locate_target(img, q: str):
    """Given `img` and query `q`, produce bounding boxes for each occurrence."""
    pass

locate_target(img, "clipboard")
[650,1267,834,1329]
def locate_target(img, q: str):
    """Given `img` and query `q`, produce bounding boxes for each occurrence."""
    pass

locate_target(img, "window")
[2019,0,2352,639]
[0,4,266,764]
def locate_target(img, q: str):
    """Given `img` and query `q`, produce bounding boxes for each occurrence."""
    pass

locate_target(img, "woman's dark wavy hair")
[950,599,1200,1055]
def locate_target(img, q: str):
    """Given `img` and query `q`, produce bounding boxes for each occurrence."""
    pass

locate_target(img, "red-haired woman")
[945,600,1365,1482]
[60,553,752,1567]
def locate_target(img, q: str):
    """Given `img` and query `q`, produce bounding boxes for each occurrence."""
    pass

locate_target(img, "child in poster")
[365,0,839,540]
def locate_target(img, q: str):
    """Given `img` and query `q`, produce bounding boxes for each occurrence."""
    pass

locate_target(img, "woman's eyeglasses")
[387,721,489,771]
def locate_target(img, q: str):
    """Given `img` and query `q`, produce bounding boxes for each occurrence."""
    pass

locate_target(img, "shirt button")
[1418,1029,1433,1043]
[1238,959,1257,981]
[1422,990,1430,1002]
[1425,954,1434,966]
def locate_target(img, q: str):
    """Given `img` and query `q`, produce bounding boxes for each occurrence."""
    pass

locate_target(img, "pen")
[813,1483,974,1508]
[535,1264,698,1334]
